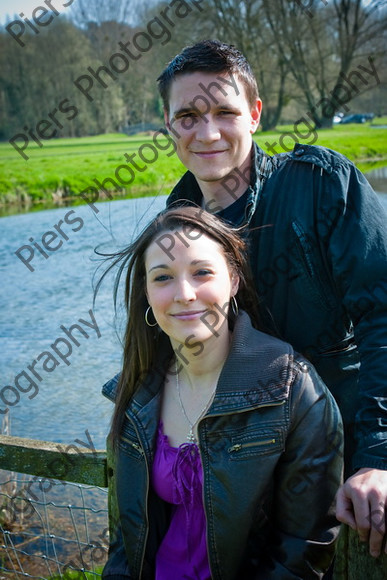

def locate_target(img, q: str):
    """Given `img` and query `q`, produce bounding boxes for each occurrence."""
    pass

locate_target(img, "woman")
[99,206,343,580]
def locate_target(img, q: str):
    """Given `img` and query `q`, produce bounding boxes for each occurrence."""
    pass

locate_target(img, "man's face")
[164,71,262,193]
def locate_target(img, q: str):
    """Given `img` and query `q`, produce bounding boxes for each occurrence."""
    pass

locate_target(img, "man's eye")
[173,113,199,128]
[179,112,196,119]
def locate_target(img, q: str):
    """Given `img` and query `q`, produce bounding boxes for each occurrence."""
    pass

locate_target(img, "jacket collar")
[102,312,294,414]
[167,143,280,226]
[102,372,120,403]
[288,143,340,174]
[208,311,293,413]
[167,142,338,215]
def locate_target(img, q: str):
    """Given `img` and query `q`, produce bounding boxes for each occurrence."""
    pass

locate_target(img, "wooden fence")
[0,434,108,487]
[0,434,112,579]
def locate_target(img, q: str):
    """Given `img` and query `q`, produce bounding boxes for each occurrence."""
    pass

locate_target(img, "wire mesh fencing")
[1,472,108,579]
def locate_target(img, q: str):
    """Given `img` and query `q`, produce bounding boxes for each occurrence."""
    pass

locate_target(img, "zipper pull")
[131,441,143,454]
[228,443,242,453]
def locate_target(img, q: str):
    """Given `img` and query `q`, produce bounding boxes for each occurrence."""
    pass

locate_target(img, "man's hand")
[336,467,387,557]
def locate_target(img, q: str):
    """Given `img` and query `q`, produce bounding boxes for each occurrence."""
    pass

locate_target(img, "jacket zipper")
[120,435,144,455]
[198,443,213,579]
[124,413,149,578]
[228,438,276,453]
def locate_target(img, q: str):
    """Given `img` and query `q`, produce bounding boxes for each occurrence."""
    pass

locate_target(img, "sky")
[0,0,375,25]
[0,0,75,24]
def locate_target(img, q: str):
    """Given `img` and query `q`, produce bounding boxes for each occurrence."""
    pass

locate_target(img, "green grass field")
[0,119,386,210]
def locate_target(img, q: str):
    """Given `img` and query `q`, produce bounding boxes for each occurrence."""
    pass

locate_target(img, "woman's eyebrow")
[148,259,213,273]
[147,264,169,273]
[191,259,213,265]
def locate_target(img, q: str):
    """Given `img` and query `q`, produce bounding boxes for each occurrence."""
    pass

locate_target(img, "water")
[0,195,167,448]
[365,166,387,195]
[0,189,386,449]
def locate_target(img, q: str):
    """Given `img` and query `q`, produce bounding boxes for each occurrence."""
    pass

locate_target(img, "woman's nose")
[174,278,196,302]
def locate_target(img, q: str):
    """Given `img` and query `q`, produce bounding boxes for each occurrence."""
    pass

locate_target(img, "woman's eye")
[195,269,212,276]
[154,274,171,282]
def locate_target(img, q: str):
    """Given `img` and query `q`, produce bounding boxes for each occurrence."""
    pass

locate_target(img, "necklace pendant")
[187,430,196,443]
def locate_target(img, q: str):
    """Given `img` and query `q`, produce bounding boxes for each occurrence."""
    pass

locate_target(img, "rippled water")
[1,191,386,449]
[0,195,166,448]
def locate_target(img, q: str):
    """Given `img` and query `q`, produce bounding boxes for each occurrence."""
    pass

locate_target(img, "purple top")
[152,422,211,580]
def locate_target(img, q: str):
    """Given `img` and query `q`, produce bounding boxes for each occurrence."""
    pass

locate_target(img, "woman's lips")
[171,310,206,320]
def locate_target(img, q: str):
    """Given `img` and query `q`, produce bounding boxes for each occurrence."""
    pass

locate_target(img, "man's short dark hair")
[157,39,259,111]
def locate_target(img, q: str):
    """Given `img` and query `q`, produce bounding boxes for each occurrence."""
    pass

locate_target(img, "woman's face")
[145,227,239,351]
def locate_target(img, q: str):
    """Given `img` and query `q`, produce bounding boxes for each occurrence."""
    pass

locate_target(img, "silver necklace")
[175,361,217,443]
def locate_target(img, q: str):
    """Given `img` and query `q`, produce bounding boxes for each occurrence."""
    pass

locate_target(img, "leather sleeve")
[256,358,344,579]
[321,162,387,471]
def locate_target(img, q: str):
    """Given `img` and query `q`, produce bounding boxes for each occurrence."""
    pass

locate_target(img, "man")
[157,40,387,560]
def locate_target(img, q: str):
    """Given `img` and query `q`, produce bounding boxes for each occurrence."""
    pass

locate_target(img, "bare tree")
[69,0,150,27]
[261,0,386,127]
[203,0,291,130]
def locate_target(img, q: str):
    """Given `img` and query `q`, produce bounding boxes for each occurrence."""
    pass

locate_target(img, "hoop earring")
[231,296,239,316]
[145,306,158,327]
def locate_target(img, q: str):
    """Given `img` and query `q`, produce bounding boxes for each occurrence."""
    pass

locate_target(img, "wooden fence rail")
[0,434,108,487]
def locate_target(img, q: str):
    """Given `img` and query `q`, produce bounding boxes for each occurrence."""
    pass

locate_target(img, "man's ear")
[250,99,262,135]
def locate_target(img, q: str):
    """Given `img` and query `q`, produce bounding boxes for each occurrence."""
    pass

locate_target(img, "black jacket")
[102,313,343,579]
[167,142,387,473]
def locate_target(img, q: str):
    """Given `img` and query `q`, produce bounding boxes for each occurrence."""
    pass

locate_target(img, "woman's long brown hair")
[95,205,262,445]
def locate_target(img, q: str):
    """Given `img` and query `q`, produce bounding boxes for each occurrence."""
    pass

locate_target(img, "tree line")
[0,0,386,142]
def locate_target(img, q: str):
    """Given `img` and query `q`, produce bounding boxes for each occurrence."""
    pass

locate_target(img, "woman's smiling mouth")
[171,310,206,320]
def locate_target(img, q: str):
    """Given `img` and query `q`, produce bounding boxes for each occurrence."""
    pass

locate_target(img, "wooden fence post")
[334,525,387,579]
[106,434,119,541]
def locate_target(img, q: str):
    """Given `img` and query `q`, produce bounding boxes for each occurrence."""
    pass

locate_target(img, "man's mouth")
[192,149,227,158]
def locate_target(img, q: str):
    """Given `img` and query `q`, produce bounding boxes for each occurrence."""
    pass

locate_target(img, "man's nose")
[195,115,221,142]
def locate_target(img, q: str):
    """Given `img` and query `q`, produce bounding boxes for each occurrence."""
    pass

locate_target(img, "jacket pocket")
[118,417,144,459]
[118,435,144,459]
[228,428,284,460]
[291,221,336,310]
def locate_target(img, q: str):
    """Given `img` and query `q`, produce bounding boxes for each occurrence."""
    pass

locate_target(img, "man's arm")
[322,160,387,555]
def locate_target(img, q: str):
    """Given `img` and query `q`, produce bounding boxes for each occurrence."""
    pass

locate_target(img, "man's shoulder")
[273,142,355,175]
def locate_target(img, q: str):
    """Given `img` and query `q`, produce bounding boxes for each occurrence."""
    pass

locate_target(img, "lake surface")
[365,166,387,195]
[1,190,386,449]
